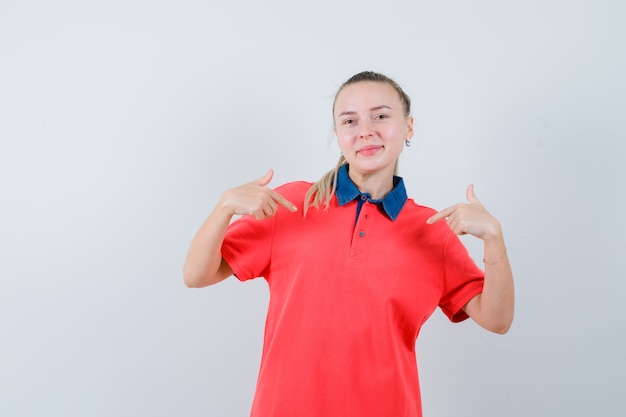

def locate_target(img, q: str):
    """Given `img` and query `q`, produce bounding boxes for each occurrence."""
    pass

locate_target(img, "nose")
[358,119,374,139]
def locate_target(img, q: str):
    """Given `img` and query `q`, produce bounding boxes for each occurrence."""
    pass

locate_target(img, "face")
[334,81,413,179]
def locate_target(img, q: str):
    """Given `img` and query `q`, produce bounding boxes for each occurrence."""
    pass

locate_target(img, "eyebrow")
[337,105,392,118]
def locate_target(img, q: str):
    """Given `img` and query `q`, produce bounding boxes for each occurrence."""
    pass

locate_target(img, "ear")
[405,116,414,140]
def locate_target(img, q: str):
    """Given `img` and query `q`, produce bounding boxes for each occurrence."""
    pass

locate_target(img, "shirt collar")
[335,164,407,221]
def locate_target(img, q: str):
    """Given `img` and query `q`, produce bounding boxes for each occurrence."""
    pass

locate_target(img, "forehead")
[334,81,400,114]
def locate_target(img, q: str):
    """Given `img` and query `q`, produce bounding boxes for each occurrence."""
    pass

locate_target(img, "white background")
[1,0,625,416]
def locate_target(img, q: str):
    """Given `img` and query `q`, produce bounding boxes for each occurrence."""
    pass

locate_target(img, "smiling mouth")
[357,145,383,156]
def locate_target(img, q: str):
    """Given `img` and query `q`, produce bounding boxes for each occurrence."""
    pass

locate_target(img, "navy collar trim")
[335,164,407,221]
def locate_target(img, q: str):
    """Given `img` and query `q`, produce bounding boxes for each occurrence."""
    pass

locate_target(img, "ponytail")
[303,155,346,216]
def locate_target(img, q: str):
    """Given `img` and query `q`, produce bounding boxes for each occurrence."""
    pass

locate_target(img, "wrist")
[214,197,237,221]
[483,246,507,265]
[482,227,507,265]
[481,220,503,243]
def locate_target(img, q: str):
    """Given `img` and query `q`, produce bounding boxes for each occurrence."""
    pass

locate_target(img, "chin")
[351,161,395,175]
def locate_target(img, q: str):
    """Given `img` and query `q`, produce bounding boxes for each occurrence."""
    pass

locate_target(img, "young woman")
[183,71,514,417]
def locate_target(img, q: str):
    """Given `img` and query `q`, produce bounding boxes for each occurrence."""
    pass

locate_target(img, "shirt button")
[360,195,367,201]
[359,231,365,237]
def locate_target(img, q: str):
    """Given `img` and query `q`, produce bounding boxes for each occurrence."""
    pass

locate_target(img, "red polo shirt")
[221,173,484,417]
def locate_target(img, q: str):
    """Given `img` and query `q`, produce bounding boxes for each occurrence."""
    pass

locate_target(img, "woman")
[183,71,514,417]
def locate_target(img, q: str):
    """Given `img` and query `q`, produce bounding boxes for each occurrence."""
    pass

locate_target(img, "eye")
[342,118,355,125]
[374,114,388,120]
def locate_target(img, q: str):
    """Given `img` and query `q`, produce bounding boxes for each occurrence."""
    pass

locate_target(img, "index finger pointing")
[426,206,455,224]
[270,190,298,212]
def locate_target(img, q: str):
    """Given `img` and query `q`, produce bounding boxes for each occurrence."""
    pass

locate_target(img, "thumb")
[254,169,274,187]
[466,184,481,205]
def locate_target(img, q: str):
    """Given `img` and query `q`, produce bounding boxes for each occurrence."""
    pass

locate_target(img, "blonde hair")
[303,155,347,215]
[303,71,411,215]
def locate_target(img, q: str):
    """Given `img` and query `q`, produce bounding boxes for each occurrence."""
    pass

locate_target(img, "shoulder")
[273,181,314,209]
[274,180,312,196]
[403,197,439,218]
[400,198,453,238]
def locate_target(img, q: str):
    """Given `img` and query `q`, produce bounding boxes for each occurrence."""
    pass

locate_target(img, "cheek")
[388,125,407,141]
[336,132,352,149]
[384,128,407,152]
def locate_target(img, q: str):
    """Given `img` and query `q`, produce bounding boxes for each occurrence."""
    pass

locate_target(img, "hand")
[426,185,501,241]
[219,169,297,220]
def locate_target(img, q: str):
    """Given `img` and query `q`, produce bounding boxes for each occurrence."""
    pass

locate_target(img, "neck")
[348,169,394,200]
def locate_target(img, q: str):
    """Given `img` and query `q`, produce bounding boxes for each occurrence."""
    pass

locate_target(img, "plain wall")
[1,0,625,416]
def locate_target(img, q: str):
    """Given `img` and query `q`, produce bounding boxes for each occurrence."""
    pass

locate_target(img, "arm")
[426,185,514,334]
[183,169,297,288]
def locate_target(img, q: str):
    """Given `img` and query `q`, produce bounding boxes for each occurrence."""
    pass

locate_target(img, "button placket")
[358,200,368,238]
[350,203,373,259]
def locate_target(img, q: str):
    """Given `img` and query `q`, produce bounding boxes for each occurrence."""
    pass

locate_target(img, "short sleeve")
[221,213,277,282]
[439,231,485,322]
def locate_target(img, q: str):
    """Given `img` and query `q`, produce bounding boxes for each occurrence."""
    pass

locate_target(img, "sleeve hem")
[221,245,248,282]
[446,281,484,323]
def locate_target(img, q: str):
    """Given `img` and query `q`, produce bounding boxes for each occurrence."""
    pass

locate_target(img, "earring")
[404,139,411,147]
